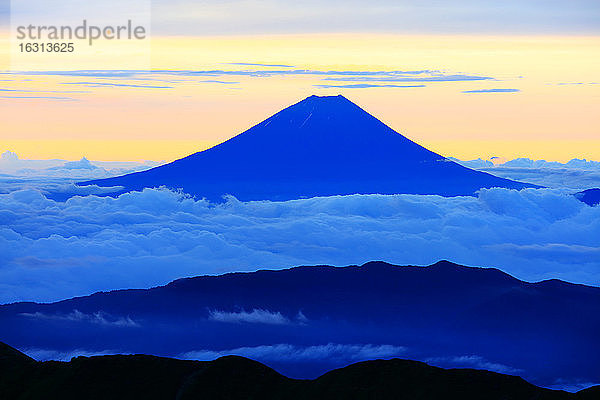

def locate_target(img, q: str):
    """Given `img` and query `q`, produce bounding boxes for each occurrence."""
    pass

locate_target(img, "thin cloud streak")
[462,88,520,93]
[60,82,174,89]
[315,84,426,89]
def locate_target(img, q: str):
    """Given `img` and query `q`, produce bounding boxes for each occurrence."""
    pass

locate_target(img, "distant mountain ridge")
[2,260,598,389]
[1,342,597,400]
[81,95,535,201]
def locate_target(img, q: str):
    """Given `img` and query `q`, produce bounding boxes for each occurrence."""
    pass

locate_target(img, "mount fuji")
[82,95,535,201]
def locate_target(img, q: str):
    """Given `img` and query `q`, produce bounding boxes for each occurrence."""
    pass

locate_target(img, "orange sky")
[1,34,599,162]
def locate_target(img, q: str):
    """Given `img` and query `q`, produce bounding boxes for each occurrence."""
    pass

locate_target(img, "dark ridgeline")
[2,342,598,400]
[80,95,535,201]
[2,261,598,389]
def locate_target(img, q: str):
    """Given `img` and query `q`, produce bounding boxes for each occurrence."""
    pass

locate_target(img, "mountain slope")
[2,342,594,400]
[81,95,535,201]
[1,261,598,389]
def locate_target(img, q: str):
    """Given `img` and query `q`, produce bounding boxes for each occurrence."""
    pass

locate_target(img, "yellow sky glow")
[0,34,598,161]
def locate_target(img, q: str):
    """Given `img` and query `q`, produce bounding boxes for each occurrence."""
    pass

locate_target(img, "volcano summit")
[82,95,534,201]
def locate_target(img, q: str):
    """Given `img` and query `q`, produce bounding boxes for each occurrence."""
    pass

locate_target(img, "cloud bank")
[180,343,406,363]
[426,355,522,375]
[20,309,140,327]
[22,348,124,362]
[451,157,600,189]
[21,342,406,370]
[0,186,599,304]
[208,309,292,325]
[0,151,161,185]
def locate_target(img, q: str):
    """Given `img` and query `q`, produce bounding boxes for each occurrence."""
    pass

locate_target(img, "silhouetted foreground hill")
[1,342,597,400]
[2,261,598,389]
[81,95,535,201]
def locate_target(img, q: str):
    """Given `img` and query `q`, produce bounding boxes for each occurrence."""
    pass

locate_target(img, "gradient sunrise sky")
[0,0,599,162]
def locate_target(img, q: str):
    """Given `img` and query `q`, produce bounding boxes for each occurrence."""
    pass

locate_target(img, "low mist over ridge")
[3,341,598,400]
[1,186,599,303]
[2,261,599,391]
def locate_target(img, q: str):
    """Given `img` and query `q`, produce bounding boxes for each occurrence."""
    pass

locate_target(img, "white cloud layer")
[547,380,600,393]
[19,309,140,327]
[0,187,599,303]
[0,151,160,181]
[451,157,600,190]
[208,309,292,325]
[21,348,124,362]
[179,343,407,363]
[425,355,522,375]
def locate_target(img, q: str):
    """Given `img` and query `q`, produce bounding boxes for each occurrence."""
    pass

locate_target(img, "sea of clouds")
[450,157,600,190]
[0,151,160,191]
[1,186,598,303]
[4,151,600,192]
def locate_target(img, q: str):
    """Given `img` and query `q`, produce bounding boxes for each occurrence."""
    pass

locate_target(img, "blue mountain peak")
[80,95,536,201]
